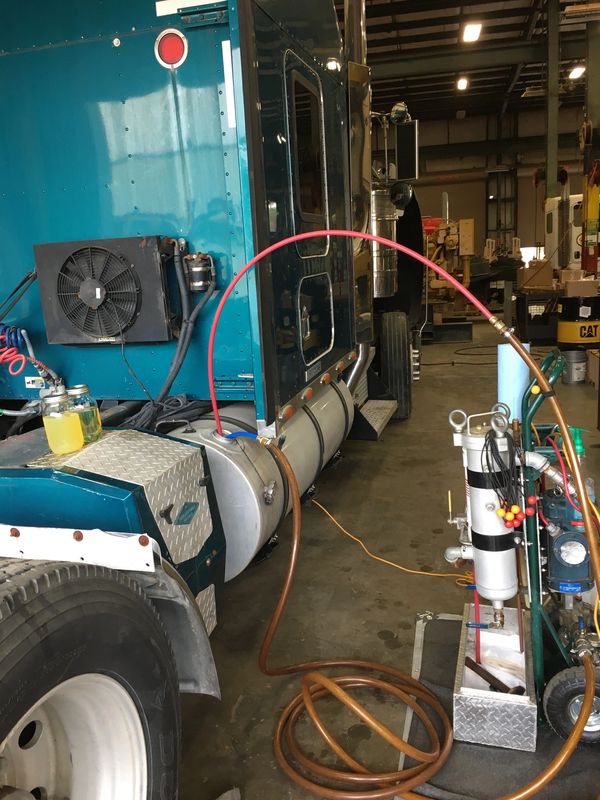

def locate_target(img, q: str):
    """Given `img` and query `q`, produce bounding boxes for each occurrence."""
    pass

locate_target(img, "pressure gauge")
[558,540,587,566]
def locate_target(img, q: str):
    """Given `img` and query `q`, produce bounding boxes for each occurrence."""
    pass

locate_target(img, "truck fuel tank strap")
[330,380,351,440]
[302,405,325,476]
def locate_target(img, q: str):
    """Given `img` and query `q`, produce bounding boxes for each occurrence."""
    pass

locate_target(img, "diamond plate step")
[360,399,397,438]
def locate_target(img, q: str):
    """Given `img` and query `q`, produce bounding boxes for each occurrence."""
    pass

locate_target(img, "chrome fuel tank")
[172,381,354,581]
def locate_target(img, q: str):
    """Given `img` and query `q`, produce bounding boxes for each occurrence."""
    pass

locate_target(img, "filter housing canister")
[453,424,518,603]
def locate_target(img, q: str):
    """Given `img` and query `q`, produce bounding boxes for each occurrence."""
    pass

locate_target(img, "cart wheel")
[380,311,412,420]
[543,665,600,744]
[0,560,180,798]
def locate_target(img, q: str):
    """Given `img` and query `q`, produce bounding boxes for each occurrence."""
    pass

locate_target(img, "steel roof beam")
[367,22,525,47]
[370,34,585,78]
[366,0,512,18]
[365,8,528,35]
[500,0,546,117]
[414,133,578,159]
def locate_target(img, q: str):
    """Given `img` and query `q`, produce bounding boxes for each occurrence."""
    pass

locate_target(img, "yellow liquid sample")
[43,412,85,455]
[77,407,102,443]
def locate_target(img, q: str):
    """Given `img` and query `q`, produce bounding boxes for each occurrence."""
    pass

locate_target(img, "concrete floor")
[181,323,600,800]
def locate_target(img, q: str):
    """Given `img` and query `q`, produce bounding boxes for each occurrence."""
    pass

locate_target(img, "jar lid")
[45,393,67,405]
[67,384,90,397]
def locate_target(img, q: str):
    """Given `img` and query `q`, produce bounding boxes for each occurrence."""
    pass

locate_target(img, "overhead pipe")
[344,0,371,394]
[344,0,367,66]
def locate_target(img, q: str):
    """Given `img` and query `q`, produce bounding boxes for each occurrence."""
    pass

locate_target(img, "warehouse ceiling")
[337,0,588,120]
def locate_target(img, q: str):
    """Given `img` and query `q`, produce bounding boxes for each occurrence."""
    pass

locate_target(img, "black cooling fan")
[35,236,172,345]
[57,246,141,339]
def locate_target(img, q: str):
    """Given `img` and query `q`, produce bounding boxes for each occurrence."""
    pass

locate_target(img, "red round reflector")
[155,29,188,69]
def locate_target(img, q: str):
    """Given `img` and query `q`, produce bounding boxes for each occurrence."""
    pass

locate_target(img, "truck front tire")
[0,560,180,799]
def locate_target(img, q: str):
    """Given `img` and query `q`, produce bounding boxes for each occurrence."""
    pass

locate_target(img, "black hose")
[100,401,146,427]
[121,247,216,430]
[155,282,215,405]
[196,413,257,433]
[4,412,39,438]
[0,273,37,323]
[174,244,191,326]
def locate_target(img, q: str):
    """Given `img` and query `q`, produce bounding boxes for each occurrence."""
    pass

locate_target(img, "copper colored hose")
[260,440,596,800]
[498,655,595,800]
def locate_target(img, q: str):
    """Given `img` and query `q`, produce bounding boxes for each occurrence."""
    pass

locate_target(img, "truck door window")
[292,74,325,220]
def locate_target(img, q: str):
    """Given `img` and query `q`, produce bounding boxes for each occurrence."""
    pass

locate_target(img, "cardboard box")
[459,218,475,256]
[561,269,586,283]
[517,259,554,289]
[563,279,600,298]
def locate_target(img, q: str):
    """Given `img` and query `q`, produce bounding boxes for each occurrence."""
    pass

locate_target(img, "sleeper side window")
[284,57,329,258]
[292,73,325,221]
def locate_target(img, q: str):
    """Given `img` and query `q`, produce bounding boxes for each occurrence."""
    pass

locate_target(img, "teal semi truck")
[0,1,419,796]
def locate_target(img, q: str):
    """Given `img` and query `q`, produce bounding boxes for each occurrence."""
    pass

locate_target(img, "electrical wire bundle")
[122,395,212,432]
[481,425,521,512]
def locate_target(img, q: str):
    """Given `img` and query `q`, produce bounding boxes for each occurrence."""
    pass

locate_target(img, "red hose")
[207,229,493,435]
[0,334,26,375]
[0,334,55,381]
[546,436,581,513]
[0,345,26,375]
[472,566,482,664]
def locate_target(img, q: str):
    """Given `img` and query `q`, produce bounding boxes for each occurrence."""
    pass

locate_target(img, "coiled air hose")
[206,229,598,799]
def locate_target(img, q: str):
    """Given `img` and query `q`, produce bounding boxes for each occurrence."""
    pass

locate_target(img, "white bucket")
[562,350,587,384]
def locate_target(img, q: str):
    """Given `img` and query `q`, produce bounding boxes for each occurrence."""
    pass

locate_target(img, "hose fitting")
[488,315,508,335]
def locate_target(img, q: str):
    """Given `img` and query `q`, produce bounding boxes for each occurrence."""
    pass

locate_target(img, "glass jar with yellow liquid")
[67,384,102,444]
[42,393,85,455]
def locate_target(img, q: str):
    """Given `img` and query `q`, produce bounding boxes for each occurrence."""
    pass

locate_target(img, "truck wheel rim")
[0,674,147,799]
[568,693,600,732]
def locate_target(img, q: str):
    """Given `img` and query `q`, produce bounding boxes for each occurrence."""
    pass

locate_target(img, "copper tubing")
[260,442,454,799]
[497,655,596,800]
[261,417,596,799]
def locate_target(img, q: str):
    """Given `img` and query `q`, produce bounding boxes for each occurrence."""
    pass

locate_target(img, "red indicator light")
[155,29,188,70]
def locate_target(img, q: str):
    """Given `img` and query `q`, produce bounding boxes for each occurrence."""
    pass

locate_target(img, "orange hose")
[260,440,596,800]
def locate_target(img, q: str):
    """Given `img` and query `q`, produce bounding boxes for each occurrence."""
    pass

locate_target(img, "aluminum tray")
[453,603,537,752]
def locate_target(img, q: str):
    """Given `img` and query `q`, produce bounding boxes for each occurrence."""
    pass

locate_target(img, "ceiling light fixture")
[569,64,586,80]
[457,77,469,91]
[463,22,482,42]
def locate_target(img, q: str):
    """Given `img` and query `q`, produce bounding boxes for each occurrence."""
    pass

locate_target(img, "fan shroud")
[35,236,172,346]
[57,246,141,339]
